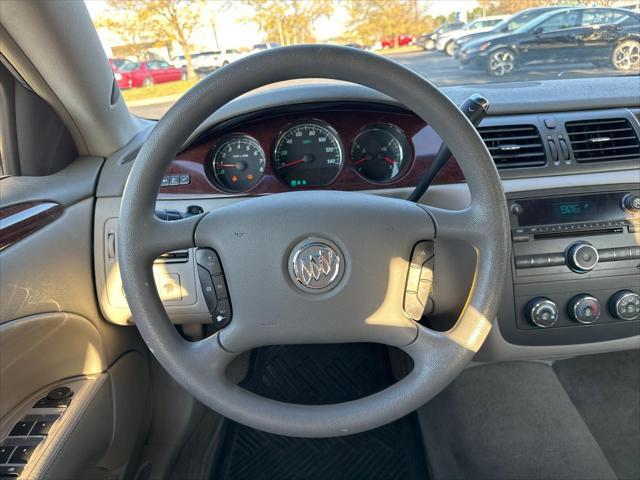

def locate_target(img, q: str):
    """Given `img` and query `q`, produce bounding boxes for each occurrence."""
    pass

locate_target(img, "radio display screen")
[514,193,624,227]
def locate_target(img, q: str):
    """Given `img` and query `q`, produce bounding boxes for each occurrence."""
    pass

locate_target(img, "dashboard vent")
[478,124,545,168]
[565,118,640,163]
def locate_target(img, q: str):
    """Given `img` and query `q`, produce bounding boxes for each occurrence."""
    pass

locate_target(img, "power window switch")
[8,446,35,464]
[30,419,57,436]
[0,446,15,463]
[0,466,23,477]
[9,421,33,437]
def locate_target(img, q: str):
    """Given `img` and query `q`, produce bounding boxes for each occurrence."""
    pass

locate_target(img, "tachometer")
[273,121,343,187]
[351,124,411,183]
[210,135,265,193]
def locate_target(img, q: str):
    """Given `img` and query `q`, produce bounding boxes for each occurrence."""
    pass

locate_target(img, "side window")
[507,12,539,31]
[539,12,580,32]
[158,61,170,69]
[581,9,615,27]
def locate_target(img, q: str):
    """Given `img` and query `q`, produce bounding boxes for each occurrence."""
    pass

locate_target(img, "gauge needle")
[353,156,370,166]
[217,161,247,171]
[278,155,311,169]
[383,156,396,165]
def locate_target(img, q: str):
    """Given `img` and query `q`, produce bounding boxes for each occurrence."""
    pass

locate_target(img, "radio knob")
[621,193,640,213]
[525,297,559,328]
[609,290,640,321]
[567,294,600,324]
[566,242,599,273]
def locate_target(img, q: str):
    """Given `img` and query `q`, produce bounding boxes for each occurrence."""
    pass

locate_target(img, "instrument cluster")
[204,117,414,194]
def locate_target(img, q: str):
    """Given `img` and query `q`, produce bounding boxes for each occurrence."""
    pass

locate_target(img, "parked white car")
[436,16,508,55]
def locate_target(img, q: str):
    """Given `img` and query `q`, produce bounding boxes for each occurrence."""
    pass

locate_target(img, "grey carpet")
[554,350,640,480]
[418,361,618,480]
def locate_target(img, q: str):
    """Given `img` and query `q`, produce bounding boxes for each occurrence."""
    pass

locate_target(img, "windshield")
[87,1,640,120]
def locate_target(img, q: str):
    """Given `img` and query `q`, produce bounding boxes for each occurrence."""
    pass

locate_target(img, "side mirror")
[533,26,544,35]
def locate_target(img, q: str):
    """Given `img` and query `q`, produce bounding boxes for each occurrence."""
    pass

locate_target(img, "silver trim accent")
[589,136,611,143]
[527,298,559,329]
[569,295,600,324]
[568,242,599,273]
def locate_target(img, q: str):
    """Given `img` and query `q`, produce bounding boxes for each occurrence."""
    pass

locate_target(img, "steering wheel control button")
[197,266,218,313]
[196,248,223,275]
[566,241,599,273]
[289,238,344,293]
[404,241,435,320]
[525,297,559,328]
[568,294,600,324]
[610,290,640,321]
[212,275,229,299]
[9,421,34,437]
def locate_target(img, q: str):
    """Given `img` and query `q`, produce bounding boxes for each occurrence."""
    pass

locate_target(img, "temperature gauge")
[210,135,265,193]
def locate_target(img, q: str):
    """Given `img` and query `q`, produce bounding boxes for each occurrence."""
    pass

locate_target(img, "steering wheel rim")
[118,45,510,438]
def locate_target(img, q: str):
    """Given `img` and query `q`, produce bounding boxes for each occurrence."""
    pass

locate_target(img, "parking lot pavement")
[128,50,633,118]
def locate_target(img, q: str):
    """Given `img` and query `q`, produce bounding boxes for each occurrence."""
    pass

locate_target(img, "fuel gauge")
[351,124,411,183]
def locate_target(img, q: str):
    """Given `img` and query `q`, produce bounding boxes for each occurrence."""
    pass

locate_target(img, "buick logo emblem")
[289,239,344,292]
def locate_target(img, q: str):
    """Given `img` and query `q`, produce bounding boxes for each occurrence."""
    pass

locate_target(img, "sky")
[85,0,480,54]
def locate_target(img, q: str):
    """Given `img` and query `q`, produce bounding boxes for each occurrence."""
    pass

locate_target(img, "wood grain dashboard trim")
[159,108,464,197]
[0,202,63,251]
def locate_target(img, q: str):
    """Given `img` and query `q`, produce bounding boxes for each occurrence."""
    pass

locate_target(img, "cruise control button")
[404,293,423,320]
[417,280,432,306]
[195,249,223,275]
[411,241,434,267]
[211,275,229,299]
[197,266,218,313]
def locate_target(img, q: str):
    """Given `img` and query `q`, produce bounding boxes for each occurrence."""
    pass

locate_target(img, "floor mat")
[554,350,640,480]
[213,343,428,480]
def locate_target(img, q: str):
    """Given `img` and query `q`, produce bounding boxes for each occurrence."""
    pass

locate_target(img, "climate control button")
[566,242,599,273]
[525,297,559,328]
[609,290,640,321]
[567,294,600,324]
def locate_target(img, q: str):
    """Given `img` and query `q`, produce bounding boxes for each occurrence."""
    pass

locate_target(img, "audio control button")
[525,297,559,328]
[610,290,640,321]
[566,242,599,273]
[568,294,600,324]
[622,193,640,213]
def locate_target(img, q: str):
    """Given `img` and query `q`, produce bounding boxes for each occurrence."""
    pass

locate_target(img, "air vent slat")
[565,118,640,163]
[478,124,545,169]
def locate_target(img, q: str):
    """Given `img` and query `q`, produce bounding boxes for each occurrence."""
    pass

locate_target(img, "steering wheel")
[118,45,510,438]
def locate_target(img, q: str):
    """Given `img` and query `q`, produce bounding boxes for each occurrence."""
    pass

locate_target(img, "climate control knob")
[609,290,640,321]
[566,242,599,273]
[621,193,640,213]
[525,297,559,328]
[567,294,600,324]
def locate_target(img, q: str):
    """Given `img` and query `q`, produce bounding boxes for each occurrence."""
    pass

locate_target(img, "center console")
[498,185,640,346]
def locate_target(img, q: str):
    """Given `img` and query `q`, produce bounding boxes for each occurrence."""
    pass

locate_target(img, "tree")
[346,0,436,48]
[241,0,334,45]
[97,0,206,78]
[477,0,561,15]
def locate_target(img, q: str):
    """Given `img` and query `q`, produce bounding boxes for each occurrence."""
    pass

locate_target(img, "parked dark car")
[453,7,562,54]
[116,60,186,88]
[458,7,640,76]
[415,21,465,50]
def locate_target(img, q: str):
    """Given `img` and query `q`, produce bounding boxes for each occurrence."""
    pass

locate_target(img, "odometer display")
[273,122,343,187]
[210,135,265,193]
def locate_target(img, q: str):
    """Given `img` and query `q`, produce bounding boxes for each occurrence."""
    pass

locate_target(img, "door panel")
[0,155,150,478]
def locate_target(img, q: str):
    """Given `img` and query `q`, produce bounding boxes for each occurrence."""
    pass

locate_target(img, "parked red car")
[381,34,414,48]
[111,59,186,89]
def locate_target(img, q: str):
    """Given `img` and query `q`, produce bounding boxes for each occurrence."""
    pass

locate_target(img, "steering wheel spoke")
[143,213,202,259]
[423,205,487,247]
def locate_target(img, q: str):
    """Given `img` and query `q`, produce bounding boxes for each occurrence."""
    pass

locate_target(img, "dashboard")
[95,78,640,362]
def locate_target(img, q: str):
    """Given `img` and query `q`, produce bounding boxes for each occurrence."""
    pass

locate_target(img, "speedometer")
[273,121,343,187]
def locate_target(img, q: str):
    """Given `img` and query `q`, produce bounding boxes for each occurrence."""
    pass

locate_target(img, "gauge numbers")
[211,135,265,193]
[351,124,411,183]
